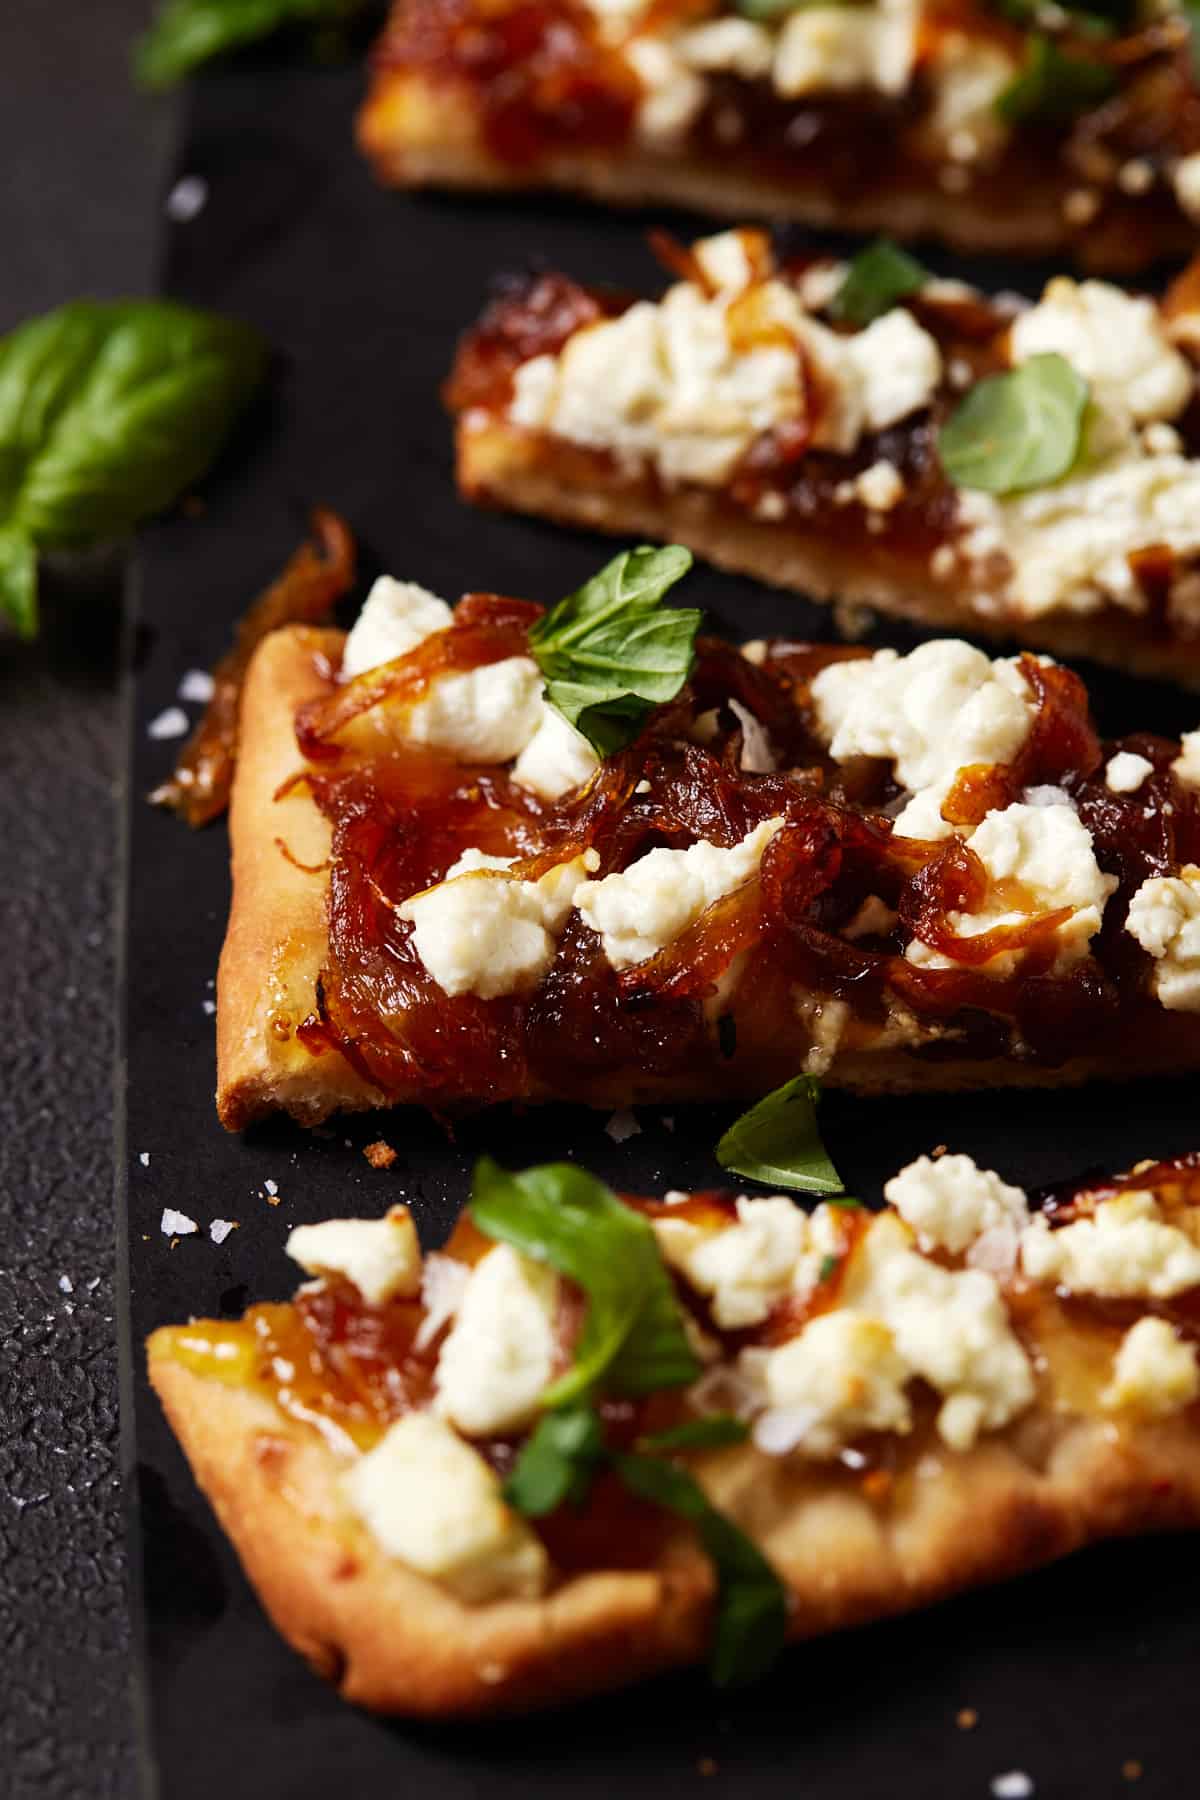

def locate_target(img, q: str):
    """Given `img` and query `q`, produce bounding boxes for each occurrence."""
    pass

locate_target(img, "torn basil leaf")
[0,299,263,636]
[638,1416,750,1453]
[135,0,368,88]
[613,1452,788,1686]
[829,239,930,328]
[470,1158,700,1406]
[938,352,1088,495]
[716,1075,845,1194]
[504,1404,605,1516]
[529,545,701,755]
[995,34,1117,125]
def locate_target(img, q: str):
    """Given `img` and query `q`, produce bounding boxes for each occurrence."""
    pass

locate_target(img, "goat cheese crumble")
[434,1245,560,1436]
[286,1206,422,1307]
[1022,1188,1200,1298]
[342,1413,548,1602]
[400,851,599,999]
[1102,1316,1200,1416]
[1124,867,1200,1011]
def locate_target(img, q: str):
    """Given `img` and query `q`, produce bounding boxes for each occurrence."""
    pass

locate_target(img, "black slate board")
[121,54,1200,1800]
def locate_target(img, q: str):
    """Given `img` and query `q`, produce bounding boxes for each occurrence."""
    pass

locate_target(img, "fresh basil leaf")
[716,1075,845,1194]
[0,528,37,639]
[470,1158,701,1406]
[0,301,263,617]
[638,1416,749,1453]
[829,240,930,328]
[995,34,1117,125]
[529,546,701,756]
[135,0,365,88]
[938,352,1088,496]
[613,1452,787,1686]
[504,1404,605,1516]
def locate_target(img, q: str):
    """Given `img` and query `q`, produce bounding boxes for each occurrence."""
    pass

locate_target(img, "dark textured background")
[1,5,169,1796]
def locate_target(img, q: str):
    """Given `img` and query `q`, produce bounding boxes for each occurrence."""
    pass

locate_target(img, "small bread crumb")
[1122,1762,1143,1783]
[364,1139,398,1170]
[697,1759,718,1778]
[957,1707,979,1731]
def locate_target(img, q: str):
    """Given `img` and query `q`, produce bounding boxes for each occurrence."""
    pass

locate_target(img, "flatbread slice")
[216,555,1200,1129]
[359,0,1200,270]
[449,231,1200,689]
[148,1150,1200,1716]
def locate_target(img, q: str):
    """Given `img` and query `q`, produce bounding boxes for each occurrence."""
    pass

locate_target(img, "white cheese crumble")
[905,802,1115,977]
[400,850,598,998]
[1103,1316,1200,1416]
[511,702,600,800]
[626,35,706,145]
[773,0,918,99]
[754,1313,913,1456]
[575,817,782,969]
[655,1195,808,1329]
[1124,866,1200,1011]
[403,656,545,764]
[340,575,453,679]
[750,1210,1034,1455]
[923,37,1016,164]
[675,16,774,80]
[160,1208,198,1236]
[855,459,905,511]
[286,1206,422,1307]
[1174,151,1200,224]
[1174,730,1200,789]
[957,443,1200,621]
[1022,1188,1200,1298]
[509,247,941,480]
[434,1245,559,1436]
[1010,278,1193,427]
[810,639,1035,840]
[342,1413,548,1602]
[884,1154,1029,1255]
[1105,750,1154,793]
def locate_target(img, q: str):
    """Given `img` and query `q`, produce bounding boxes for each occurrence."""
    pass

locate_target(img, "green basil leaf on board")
[135,0,367,88]
[613,1453,788,1686]
[0,299,264,636]
[938,353,1089,495]
[503,1404,606,1516]
[470,1158,701,1406]
[637,1416,750,1454]
[829,239,930,328]
[0,529,37,639]
[528,545,701,755]
[716,1075,846,1194]
[995,34,1117,124]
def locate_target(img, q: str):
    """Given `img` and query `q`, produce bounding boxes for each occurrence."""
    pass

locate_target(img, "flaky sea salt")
[161,1208,198,1237]
[148,706,189,741]
[165,175,208,222]
[605,1109,641,1143]
[178,668,215,703]
[209,1219,237,1245]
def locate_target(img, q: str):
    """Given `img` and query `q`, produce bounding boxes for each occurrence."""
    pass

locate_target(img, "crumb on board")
[605,1109,641,1143]
[956,1707,979,1732]
[931,1144,948,1159]
[364,1139,398,1169]
[148,705,189,741]
[697,1758,718,1778]
[1122,1762,1143,1783]
[161,1208,198,1237]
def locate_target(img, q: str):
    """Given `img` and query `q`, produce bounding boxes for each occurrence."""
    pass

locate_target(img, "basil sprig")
[612,1451,787,1687]
[995,34,1117,125]
[475,1158,787,1683]
[135,0,369,88]
[716,1074,846,1194]
[528,546,701,756]
[0,299,263,636]
[471,1157,701,1404]
[938,353,1088,495]
[829,240,930,329]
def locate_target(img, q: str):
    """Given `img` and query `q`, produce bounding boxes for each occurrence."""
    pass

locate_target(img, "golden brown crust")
[216,626,385,1130]
[357,72,1194,273]
[457,418,1200,691]
[149,1335,1200,1718]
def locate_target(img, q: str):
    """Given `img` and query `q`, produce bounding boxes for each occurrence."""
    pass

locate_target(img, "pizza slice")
[449,230,1200,689]
[359,0,1200,268]
[149,1147,1200,1716]
[215,543,1200,1130]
